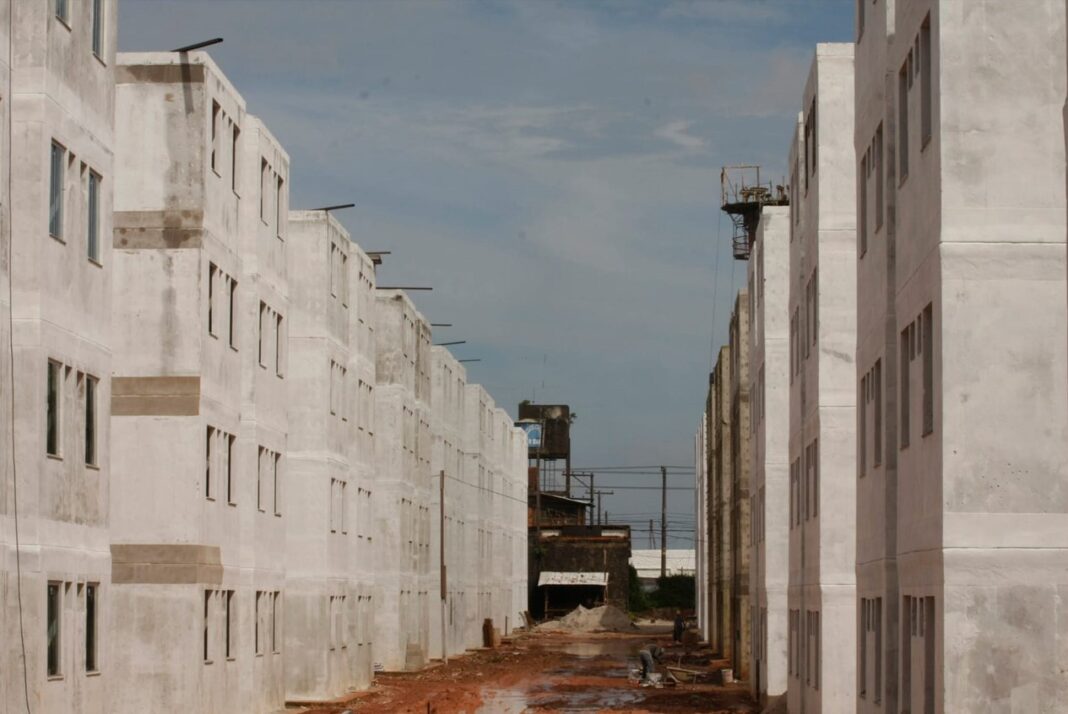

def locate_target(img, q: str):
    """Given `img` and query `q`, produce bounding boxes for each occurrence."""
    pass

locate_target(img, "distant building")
[631,549,695,592]
[534,525,632,616]
[747,204,790,707]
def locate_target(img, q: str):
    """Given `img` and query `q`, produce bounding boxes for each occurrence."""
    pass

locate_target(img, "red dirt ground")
[297,629,760,713]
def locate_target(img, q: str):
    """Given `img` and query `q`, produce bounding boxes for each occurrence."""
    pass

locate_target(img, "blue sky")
[120,0,854,545]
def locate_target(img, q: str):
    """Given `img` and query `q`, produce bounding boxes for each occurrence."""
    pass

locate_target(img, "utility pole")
[593,490,614,527]
[649,518,654,548]
[661,465,667,578]
[439,470,447,663]
[588,472,595,525]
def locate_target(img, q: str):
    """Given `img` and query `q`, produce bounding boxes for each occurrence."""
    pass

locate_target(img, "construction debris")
[537,605,639,633]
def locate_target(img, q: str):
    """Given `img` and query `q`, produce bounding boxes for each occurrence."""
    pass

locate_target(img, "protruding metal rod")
[434,340,466,347]
[375,286,432,291]
[173,38,224,53]
[431,323,452,327]
[310,203,355,212]
[458,358,481,363]
[365,251,391,256]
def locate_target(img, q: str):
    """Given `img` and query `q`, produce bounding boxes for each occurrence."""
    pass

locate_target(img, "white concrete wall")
[747,206,790,705]
[854,1,901,711]
[285,211,375,699]
[728,290,751,680]
[893,2,1068,712]
[0,2,115,712]
[786,43,858,714]
[694,416,708,644]
[111,50,291,713]
[429,346,468,659]
[373,290,433,671]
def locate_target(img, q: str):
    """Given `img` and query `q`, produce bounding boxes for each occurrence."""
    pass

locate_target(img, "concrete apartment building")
[694,413,709,644]
[0,5,528,711]
[110,51,289,711]
[857,0,1068,711]
[462,385,526,639]
[746,206,790,706]
[701,346,731,658]
[0,1,116,711]
[285,210,375,699]
[786,43,857,714]
[853,1,901,710]
[429,346,469,659]
[374,289,433,672]
[695,303,750,677]
[727,290,751,682]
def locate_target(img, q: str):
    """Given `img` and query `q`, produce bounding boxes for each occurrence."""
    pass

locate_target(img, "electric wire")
[8,0,31,704]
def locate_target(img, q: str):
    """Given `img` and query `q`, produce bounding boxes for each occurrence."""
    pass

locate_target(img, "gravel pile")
[538,605,638,633]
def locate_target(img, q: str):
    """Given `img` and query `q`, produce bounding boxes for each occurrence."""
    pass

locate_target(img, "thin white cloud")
[654,120,708,150]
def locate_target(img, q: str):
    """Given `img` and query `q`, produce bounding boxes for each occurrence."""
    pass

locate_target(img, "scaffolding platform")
[720,165,789,260]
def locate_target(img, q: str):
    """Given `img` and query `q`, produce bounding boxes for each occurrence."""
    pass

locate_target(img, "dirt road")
[299,627,759,713]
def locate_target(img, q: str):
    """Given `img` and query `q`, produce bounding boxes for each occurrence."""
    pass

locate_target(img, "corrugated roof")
[538,571,609,587]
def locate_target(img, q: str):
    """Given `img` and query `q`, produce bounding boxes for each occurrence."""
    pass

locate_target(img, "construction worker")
[672,610,685,643]
[638,644,664,685]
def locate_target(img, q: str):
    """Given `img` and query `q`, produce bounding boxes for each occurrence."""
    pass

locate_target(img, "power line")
[572,465,693,471]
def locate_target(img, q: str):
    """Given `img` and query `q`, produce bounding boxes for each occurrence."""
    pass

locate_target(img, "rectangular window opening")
[87,171,100,261]
[921,16,933,147]
[226,433,235,505]
[85,583,98,672]
[922,304,934,435]
[50,142,65,239]
[85,375,97,466]
[228,278,237,349]
[47,360,62,457]
[899,64,910,182]
[47,582,62,677]
[205,426,214,500]
[874,360,883,467]
[91,0,104,57]
[203,590,212,663]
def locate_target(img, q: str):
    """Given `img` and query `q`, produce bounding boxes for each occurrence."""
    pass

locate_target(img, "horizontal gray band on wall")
[111,544,222,585]
[117,63,206,85]
[115,211,205,249]
[112,376,200,416]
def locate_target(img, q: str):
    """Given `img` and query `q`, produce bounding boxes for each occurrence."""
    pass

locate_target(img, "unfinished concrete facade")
[373,290,433,672]
[428,347,469,659]
[728,291,751,682]
[746,206,791,706]
[0,1,116,711]
[786,43,858,714]
[285,211,375,700]
[110,51,288,712]
[702,346,731,659]
[694,413,709,644]
[854,1,902,710]
[858,1,1068,711]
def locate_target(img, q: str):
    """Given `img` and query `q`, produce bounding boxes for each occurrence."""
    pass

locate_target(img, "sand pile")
[538,605,638,633]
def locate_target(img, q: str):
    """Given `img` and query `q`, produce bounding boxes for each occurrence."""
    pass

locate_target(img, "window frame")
[49,141,66,240]
[47,581,63,678]
[84,374,98,466]
[47,360,63,458]
[91,0,105,60]
[55,0,71,27]
[87,170,101,263]
[85,582,99,673]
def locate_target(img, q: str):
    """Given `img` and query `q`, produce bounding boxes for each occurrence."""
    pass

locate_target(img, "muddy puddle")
[478,638,646,712]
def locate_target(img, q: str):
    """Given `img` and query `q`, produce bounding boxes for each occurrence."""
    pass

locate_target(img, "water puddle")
[478,639,648,712]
